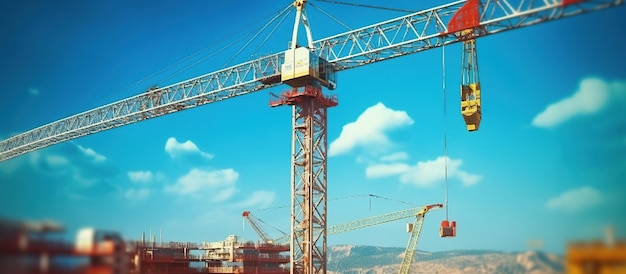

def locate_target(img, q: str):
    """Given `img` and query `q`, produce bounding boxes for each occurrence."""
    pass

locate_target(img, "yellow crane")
[244,203,444,273]
[399,204,444,274]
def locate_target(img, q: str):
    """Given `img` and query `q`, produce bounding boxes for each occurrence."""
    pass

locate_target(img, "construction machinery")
[242,211,280,245]
[399,204,444,274]
[245,203,443,274]
[0,1,623,273]
[244,203,443,246]
[2,0,621,160]
[445,0,483,131]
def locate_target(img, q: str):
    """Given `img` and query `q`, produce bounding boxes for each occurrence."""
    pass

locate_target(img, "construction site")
[0,0,625,273]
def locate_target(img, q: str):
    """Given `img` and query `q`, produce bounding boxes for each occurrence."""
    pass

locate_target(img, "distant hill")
[326,245,564,274]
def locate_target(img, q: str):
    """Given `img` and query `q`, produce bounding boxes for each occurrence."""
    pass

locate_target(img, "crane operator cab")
[281,46,336,90]
[440,220,457,237]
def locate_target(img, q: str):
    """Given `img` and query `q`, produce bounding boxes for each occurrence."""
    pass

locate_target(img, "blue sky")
[0,0,625,255]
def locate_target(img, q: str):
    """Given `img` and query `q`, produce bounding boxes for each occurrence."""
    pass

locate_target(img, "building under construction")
[132,235,289,274]
[0,219,289,274]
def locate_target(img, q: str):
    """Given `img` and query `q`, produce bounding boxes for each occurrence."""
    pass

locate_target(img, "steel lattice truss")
[290,98,330,274]
[274,204,430,245]
[398,214,426,274]
[316,0,621,69]
[328,207,422,235]
[0,0,622,161]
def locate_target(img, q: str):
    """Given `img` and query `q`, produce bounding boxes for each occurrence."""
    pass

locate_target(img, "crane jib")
[0,0,622,161]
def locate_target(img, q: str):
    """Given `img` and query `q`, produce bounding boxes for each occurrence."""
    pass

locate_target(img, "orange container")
[441,220,450,227]
[440,220,457,238]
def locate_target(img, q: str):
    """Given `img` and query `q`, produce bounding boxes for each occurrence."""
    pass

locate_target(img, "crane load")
[440,220,457,237]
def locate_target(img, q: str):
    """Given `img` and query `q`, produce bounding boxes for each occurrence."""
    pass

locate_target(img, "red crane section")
[446,0,480,34]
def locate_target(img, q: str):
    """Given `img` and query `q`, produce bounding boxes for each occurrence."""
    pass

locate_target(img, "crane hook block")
[461,83,481,131]
[440,220,457,237]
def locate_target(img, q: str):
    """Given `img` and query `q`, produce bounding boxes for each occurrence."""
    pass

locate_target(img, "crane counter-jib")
[0,0,623,161]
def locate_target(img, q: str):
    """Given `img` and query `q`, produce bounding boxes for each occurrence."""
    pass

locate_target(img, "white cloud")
[366,163,410,178]
[379,152,409,162]
[28,88,39,96]
[532,78,623,128]
[46,155,68,166]
[546,187,604,213]
[165,137,214,159]
[399,156,481,187]
[78,145,106,162]
[213,187,238,202]
[165,168,238,199]
[128,171,153,183]
[233,191,276,208]
[329,102,413,156]
[124,188,150,200]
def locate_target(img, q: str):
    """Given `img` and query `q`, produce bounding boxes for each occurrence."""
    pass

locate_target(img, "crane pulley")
[446,0,483,131]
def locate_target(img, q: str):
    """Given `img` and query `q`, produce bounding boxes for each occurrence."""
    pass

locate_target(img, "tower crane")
[399,204,444,274]
[0,0,622,274]
[1,0,620,161]
[242,204,443,244]
[244,203,443,273]
[242,211,276,244]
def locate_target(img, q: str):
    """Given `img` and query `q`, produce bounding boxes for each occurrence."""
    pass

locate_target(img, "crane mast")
[270,1,337,274]
[0,0,621,162]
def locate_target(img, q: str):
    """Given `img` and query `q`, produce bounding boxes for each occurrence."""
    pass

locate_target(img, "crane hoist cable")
[309,2,353,31]
[439,41,456,238]
[312,0,417,13]
[254,193,415,213]
[150,3,292,85]
[251,7,293,54]
[223,3,293,68]
[96,3,293,108]
[442,44,449,221]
